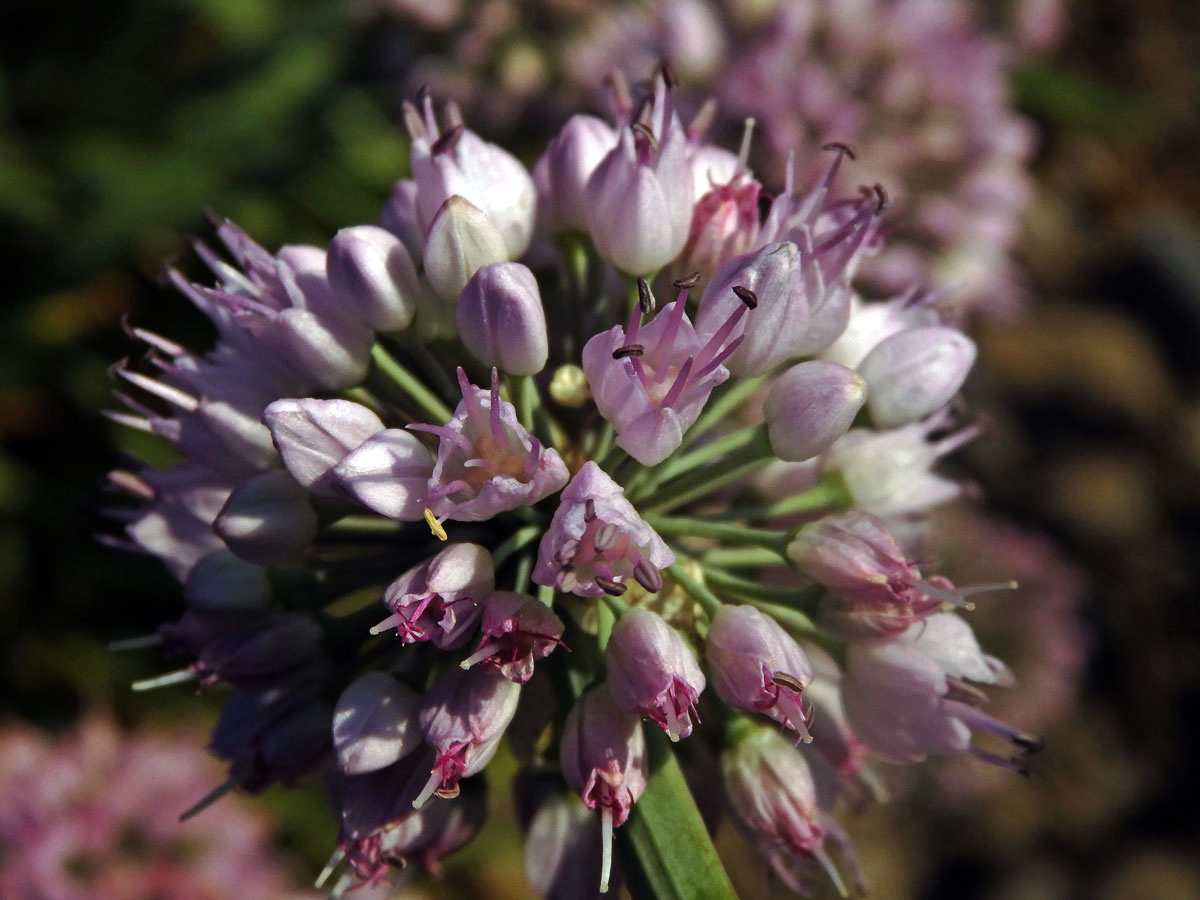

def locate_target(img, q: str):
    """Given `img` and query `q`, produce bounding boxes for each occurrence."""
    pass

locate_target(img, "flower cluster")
[0,715,322,900]
[103,69,1039,897]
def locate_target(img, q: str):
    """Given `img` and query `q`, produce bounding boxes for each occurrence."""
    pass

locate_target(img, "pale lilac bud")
[333,671,423,775]
[183,549,271,615]
[534,114,619,234]
[722,723,824,867]
[688,145,741,203]
[414,669,521,807]
[460,590,565,684]
[582,284,736,466]
[696,241,810,376]
[606,608,705,741]
[408,96,535,257]
[210,688,332,793]
[559,683,648,894]
[857,326,976,428]
[706,605,814,741]
[378,178,424,261]
[525,793,609,900]
[804,645,870,781]
[821,417,980,518]
[763,360,867,462]
[787,510,976,639]
[332,428,436,520]
[214,469,319,566]
[584,75,694,275]
[372,542,493,647]
[456,262,549,375]
[327,225,420,333]
[271,307,373,390]
[820,293,940,370]
[192,613,325,689]
[413,368,568,524]
[533,461,674,599]
[421,195,509,304]
[843,613,1038,770]
[262,398,385,499]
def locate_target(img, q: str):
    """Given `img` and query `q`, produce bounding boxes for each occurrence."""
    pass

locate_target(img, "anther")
[633,560,663,593]
[431,124,465,156]
[584,499,597,522]
[821,141,858,160]
[732,285,758,309]
[771,671,805,692]
[672,272,701,289]
[631,122,658,151]
[659,61,678,88]
[424,508,448,541]
[637,278,656,315]
[612,344,645,359]
[1013,733,1045,754]
[596,576,627,597]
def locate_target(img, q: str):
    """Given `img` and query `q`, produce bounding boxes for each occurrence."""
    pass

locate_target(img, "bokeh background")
[1,0,1198,897]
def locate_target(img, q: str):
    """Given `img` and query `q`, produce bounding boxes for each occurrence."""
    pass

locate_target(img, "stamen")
[122,318,185,357]
[111,364,201,413]
[871,183,888,213]
[633,560,663,593]
[108,634,162,651]
[424,508,448,541]
[659,61,678,89]
[314,848,346,889]
[687,97,718,141]
[599,805,614,894]
[732,285,758,309]
[596,576,626,597]
[584,499,597,522]
[443,99,465,130]
[431,123,465,156]
[664,700,681,742]
[612,344,644,359]
[412,769,443,810]
[737,117,756,171]
[408,422,474,453]
[968,746,1031,777]
[821,141,858,161]
[460,642,499,670]
[631,121,658,152]
[102,410,155,433]
[813,845,850,899]
[401,101,425,140]
[593,523,621,552]
[369,612,405,635]
[672,272,701,289]
[489,368,504,443]
[658,356,693,409]
[771,671,806,692]
[637,278,656,315]
[179,778,238,822]
[131,667,196,692]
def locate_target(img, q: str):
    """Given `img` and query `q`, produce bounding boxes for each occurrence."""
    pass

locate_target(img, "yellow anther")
[424,508,448,541]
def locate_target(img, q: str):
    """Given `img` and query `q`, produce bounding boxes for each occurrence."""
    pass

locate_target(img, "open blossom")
[372,542,493,648]
[413,368,568,524]
[533,462,673,598]
[459,590,566,683]
[582,281,745,466]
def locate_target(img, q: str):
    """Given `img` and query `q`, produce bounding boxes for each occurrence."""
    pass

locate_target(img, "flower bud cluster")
[99,68,1041,900]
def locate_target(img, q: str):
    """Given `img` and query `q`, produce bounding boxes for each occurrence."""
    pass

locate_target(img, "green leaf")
[618,728,740,900]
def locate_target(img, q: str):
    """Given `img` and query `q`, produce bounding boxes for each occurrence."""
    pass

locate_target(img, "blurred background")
[1,0,1197,898]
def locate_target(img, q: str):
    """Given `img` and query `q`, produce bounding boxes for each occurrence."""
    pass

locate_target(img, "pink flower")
[372,542,493,649]
[606,608,705,741]
[459,590,566,683]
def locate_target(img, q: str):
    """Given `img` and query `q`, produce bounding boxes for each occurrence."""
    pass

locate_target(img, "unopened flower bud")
[456,262,549,375]
[271,308,373,390]
[183,549,271,615]
[332,428,436,521]
[263,398,385,499]
[857,326,976,428]
[606,608,706,741]
[533,461,674,598]
[525,793,610,900]
[560,683,648,894]
[460,590,565,684]
[706,605,814,741]
[193,612,326,689]
[214,469,319,566]
[333,672,423,775]
[421,196,509,304]
[327,225,420,333]
[696,241,810,376]
[373,542,493,648]
[534,114,618,234]
[415,668,521,807]
[763,360,867,462]
[378,178,424,261]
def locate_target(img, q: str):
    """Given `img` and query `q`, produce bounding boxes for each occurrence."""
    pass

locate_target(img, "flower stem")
[507,373,538,433]
[640,432,775,514]
[369,343,453,423]
[491,524,543,568]
[700,565,821,611]
[665,563,724,618]
[632,425,763,500]
[701,546,786,568]
[737,597,843,656]
[682,375,766,448]
[735,473,850,521]
[645,515,789,555]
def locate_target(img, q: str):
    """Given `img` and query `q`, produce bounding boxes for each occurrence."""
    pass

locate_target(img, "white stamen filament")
[599,805,614,894]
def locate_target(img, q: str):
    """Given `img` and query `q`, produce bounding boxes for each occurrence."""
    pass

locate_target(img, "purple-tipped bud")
[606,608,705,741]
[706,605,814,741]
[378,178,424,261]
[722,722,825,872]
[262,398,385,499]
[373,542,493,648]
[582,284,735,466]
[534,114,619,234]
[696,241,810,376]
[413,369,568,524]
[327,225,420,333]
[559,683,648,894]
[414,669,521,807]
[584,74,694,275]
[533,461,674,599]
[843,613,1035,770]
[787,510,981,639]
[409,96,536,257]
[183,549,271,615]
[456,262,549,375]
[421,196,509,304]
[857,326,976,428]
[525,793,611,900]
[332,428,436,521]
[460,591,565,684]
[333,671,423,775]
[214,469,319,566]
[763,360,867,462]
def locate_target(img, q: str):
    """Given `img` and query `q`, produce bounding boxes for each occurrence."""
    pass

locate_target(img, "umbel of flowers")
[103,69,1038,898]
